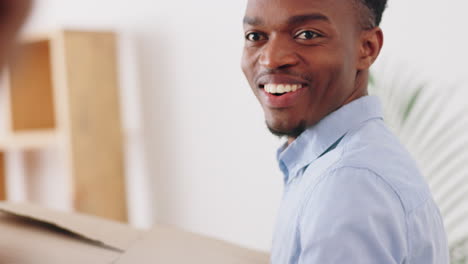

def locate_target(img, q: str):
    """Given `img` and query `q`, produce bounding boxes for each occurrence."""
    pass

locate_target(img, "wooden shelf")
[0,30,127,222]
[0,130,57,150]
[8,39,56,131]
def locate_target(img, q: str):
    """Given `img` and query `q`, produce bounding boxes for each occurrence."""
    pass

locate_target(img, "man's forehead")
[245,0,345,12]
[244,0,356,27]
[246,0,355,16]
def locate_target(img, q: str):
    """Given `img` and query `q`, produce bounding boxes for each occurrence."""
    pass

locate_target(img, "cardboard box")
[0,202,269,264]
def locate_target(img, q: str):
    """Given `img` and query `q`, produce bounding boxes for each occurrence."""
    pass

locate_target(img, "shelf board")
[0,130,58,151]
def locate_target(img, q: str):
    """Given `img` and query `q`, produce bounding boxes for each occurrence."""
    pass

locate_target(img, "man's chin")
[266,120,306,139]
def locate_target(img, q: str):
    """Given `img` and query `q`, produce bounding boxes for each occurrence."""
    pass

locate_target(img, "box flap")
[115,226,270,264]
[0,202,142,251]
[0,212,122,264]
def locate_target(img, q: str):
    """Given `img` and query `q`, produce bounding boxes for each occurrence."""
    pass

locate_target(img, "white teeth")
[263,84,303,94]
[270,84,277,93]
[277,84,285,93]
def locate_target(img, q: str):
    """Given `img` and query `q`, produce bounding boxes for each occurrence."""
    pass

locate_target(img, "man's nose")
[259,37,299,70]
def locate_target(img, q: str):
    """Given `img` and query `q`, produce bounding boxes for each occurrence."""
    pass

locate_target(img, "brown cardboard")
[0,202,142,264]
[0,203,143,251]
[0,202,270,264]
[115,226,270,264]
[0,213,120,263]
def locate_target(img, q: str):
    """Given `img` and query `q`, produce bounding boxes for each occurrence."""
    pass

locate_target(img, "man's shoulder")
[328,119,433,214]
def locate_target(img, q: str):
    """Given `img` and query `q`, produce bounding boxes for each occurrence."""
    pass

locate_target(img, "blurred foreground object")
[0,202,270,263]
[0,0,32,69]
[0,30,127,222]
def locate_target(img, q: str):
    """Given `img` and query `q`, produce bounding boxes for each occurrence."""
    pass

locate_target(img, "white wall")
[22,0,468,252]
[379,0,468,82]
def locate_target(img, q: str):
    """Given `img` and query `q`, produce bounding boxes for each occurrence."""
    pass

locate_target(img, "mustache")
[255,69,314,84]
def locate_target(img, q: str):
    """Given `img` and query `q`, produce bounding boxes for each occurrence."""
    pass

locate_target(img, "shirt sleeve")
[298,167,408,264]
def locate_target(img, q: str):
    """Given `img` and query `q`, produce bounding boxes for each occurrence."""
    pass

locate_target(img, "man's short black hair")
[356,0,388,28]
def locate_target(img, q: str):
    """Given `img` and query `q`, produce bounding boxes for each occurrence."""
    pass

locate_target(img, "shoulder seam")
[331,166,408,213]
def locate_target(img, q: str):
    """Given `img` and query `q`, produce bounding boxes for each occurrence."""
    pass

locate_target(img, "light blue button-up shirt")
[272,96,449,264]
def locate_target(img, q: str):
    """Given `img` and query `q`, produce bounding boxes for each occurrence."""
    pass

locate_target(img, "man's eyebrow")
[287,13,330,25]
[243,16,263,26]
[243,13,330,27]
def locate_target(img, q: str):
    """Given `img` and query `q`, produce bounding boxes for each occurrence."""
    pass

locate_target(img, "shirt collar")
[276,96,384,184]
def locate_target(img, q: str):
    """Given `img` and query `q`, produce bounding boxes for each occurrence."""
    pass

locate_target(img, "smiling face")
[241,0,383,140]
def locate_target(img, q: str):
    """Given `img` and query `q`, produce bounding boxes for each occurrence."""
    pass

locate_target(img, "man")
[241,0,449,263]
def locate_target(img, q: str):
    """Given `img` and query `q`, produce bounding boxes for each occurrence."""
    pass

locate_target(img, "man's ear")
[356,27,384,70]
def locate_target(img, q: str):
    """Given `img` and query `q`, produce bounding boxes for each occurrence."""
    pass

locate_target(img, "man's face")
[242,0,367,138]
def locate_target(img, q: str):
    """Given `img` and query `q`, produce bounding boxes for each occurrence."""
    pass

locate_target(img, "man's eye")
[295,30,321,40]
[245,32,266,42]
